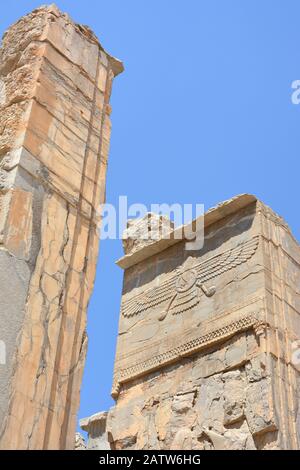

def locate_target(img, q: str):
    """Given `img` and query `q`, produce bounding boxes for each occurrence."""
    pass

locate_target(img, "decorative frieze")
[122,236,259,320]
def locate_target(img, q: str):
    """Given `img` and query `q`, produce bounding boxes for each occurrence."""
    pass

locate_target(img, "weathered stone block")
[102,195,300,450]
[0,5,123,449]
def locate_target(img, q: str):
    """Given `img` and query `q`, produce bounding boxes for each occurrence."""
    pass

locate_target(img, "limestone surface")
[0,4,122,449]
[80,411,111,450]
[104,195,300,450]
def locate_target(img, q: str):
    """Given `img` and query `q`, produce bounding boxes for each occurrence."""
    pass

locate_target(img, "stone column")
[0,5,122,449]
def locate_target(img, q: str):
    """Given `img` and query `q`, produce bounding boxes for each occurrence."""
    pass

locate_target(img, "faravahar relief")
[121,236,259,321]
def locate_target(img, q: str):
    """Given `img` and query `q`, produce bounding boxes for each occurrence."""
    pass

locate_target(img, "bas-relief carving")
[113,230,262,397]
[102,197,300,450]
[112,314,266,398]
[121,236,259,321]
[108,334,278,450]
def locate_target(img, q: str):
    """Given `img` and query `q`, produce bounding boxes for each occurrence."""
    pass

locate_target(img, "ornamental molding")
[112,312,262,398]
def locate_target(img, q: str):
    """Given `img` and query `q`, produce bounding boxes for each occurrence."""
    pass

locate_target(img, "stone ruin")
[82,195,300,450]
[0,5,122,449]
[0,6,300,451]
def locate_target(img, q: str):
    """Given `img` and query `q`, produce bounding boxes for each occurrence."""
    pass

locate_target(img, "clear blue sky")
[1,1,299,432]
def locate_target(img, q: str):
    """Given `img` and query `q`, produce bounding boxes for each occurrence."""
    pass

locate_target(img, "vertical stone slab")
[0,5,123,449]
[106,195,300,450]
[258,201,300,449]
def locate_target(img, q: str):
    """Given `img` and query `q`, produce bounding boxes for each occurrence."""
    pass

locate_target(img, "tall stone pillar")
[108,195,300,450]
[0,5,122,449]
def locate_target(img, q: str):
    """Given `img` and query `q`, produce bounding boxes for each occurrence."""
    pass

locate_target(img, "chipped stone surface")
[0,5,122,449]
[75,432,86,450]
[105,196,300,450]
[80,412,111,450]
[122,213,174,255]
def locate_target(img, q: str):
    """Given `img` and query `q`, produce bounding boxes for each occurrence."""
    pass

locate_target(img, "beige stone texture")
[0,5,122,449]
[106,195,300,450]
[80,411,111,450]
[75,432,86,450]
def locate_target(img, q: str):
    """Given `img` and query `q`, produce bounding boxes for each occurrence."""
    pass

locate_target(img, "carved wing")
[194,236,259,283]
[121,275,177,318]
[121,236,259,318]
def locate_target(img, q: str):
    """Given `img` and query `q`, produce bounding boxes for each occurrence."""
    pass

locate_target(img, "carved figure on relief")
[121,236,259,321]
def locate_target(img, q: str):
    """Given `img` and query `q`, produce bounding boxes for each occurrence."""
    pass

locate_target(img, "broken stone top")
[1,4,124,77]
[80,411,108,431]
[122,213,174,256]
[117,194,294,269]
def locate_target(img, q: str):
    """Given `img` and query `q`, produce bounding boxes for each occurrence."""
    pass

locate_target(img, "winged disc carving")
[121,236,259,321]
